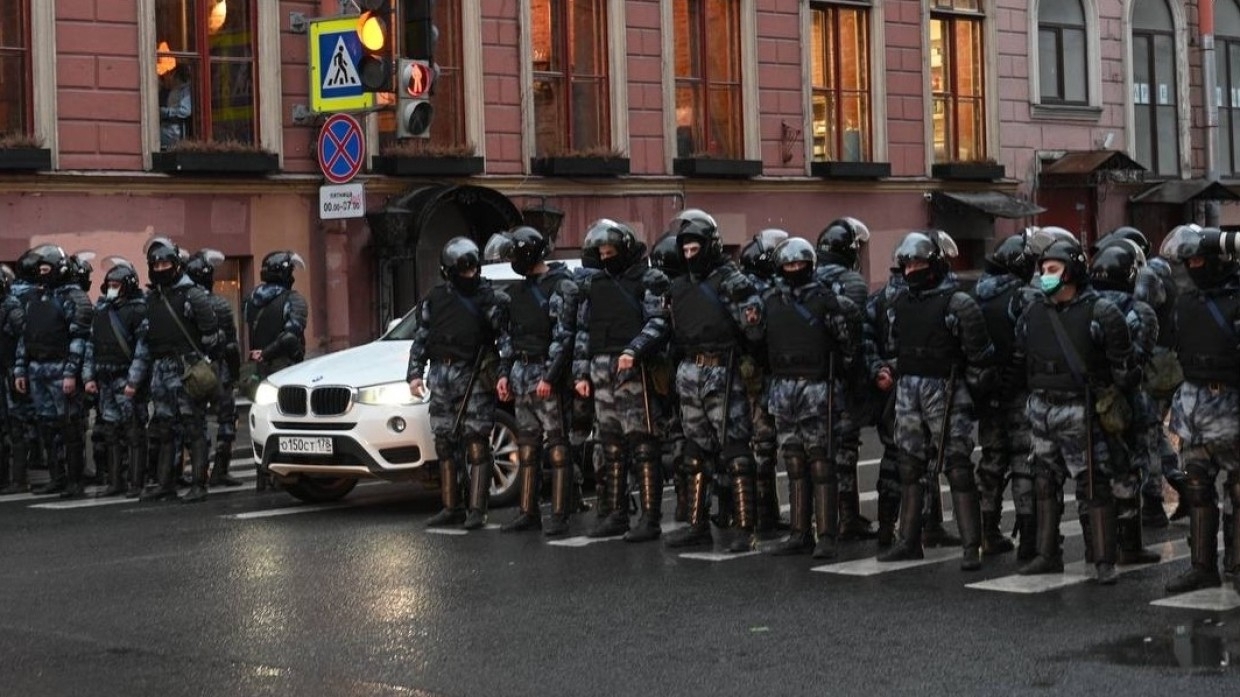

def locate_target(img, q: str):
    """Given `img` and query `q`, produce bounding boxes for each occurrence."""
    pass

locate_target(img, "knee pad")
[631,437,660,465]
[725,455,755,479]
[1076,473,1114,504]
[897,456,926,486]
[976,468,1003,491]
[945,461,977,493]
[1184,476,1219,507]
[1033,472,1059,499]
[601,439,626,465]
[810,457,835,484]
[546,443,572,470]
[517,430,542,448]
[806,446,830,463]
[434,436,459,461]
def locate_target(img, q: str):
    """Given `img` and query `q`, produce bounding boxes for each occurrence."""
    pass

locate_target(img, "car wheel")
[284,476,359,503]
[489,410,520,508]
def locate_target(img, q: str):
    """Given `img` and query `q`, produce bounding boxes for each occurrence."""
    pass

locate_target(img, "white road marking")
[679,550,762,562]
[967,538,1189,594]
[547,521,686,547]
[1151,586,1240,611]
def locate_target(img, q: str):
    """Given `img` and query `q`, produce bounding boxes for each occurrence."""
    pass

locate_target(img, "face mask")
[782,266,813,288]
[105,287,120,299]
[601,255,628,276]
[1039,273,1064,295]
[452,274,481,295]
[904,267,936,291]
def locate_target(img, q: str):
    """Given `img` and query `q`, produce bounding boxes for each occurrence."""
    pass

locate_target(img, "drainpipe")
[1203,0,1221,227]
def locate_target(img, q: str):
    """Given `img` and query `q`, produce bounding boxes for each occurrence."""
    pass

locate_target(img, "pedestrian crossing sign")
[309,16,375,113]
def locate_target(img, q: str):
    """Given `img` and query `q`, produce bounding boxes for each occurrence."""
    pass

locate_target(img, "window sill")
[672,157,762,179]
[151,151,280,175]
[372,155,485,177]
[0,147,52,171]
[810,161,891,179]
[932,162,1006,181]
[530,156,629,177]
[1030,103,1104,122]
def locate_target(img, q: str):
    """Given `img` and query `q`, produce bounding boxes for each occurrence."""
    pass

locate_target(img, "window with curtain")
[1215,0,1240,175]
[810,2,871,163]
[531,0,609,155]
[1038,0,1087,104]
[673,0,742,159]
[0,1,30,138]
[154,0,258,149]
[930,0,986,162]
[1131,0,1179,176]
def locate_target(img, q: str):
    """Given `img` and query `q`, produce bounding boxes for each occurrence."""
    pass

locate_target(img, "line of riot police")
[0,240,308,502]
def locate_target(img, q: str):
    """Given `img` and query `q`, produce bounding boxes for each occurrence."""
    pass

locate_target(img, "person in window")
[159,65,192,149]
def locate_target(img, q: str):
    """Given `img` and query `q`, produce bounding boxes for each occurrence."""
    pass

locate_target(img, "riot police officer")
[663,210,764,552]
[82,260,147,497]
[862,262,907,548]
[572,219,671,541]
[877,231,994,571]
[13,246,93,498]
[649,231,689,522]
[0,265,23,494]
[1013,238,1136,585]
[407,237,509,530]
[1160,227,1240,595]
[493,227,580,535]
[132,239,219,503]
[762,238,859,558]
[186,249,243,487]
[815,217,876,540]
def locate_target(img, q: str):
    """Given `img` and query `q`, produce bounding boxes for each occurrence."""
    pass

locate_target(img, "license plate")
[278,436,333,455]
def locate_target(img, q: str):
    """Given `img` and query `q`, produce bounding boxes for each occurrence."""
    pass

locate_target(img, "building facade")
[0,0,1232,352]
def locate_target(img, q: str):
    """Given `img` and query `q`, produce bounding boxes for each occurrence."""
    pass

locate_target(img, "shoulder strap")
[159,292,205,359]
[106,308,133,361]
[1045,308,1087,387]
[1204,296,1239,342]
[250,289,289,330]
[609,277,644,314]
[527,278,550,309]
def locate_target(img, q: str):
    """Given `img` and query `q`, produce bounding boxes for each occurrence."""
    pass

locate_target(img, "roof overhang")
[932,190,1046,219]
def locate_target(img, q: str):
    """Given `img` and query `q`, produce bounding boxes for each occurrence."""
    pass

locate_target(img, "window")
[930,0,985,163]
[154,0,258,149]
[1131,0,1179,176]
[379,0,465,148]
[810,2,871,163]
[673,0,742,159]
[0,2,29,137]
[530,0,609,155]
[1216,1,1240,175]
[1038,0,1087,104]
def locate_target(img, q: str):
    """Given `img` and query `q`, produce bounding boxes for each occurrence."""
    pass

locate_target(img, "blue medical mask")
[1039,274,1063,295]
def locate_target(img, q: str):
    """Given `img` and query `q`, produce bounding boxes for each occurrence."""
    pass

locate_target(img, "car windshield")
[382,311,419,340]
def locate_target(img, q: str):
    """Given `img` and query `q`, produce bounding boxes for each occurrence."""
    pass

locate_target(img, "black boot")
[427,456,466,527]
[587,445,629,538]
[876,494,900,549]
[838,488,876,541]
[921,479,961,548]
[0,431,28,494]
[140,438,178,502]
[1018,480,1063,575]
[1118,499,1161,565]
[952,489,983,571]
[725,456,756,554]
[60,427,87,500]
[1168,477,1190,522]
[502,444,542,533]
[1142,493,1169,528]
[1014,513,1038,561]
[1090,500,1119,585]
[32,426,65,495]
[462,440,491,531]
[125,426,147,498]
[625,443,663,543]
[209,443,243,487]
[673,470,689,523]
[878,470,925,562]
[1166,504,1222,593]
[181,438,210,503]
[769,451,813,555]
[101,441,126,497]
[544,444,573,537]
[981,511,1014,556]
[811,458,839,560]
[665,466,713,548]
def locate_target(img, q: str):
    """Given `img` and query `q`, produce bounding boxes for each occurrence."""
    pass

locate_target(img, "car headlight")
[356,381,425,406]
[254,381,278,406]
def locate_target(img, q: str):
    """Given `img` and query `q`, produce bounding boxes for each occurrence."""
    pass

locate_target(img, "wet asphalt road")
[2,434,1238,696]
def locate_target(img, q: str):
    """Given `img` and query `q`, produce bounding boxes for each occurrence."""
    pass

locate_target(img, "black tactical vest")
[146,287,200,357]
[0,301,18,369]
[508,274,558,356]
[92,301,143,365]
[671,274,736,352]
[765,289,839,379]
[977,285,1019,366]
[424,285,490,362]
[587,274,645,355]
[23,293,70,361]
[893,291,962,378]
[248,290,289,350]
[1175,291,1240,387]
[1024,300,1104,393]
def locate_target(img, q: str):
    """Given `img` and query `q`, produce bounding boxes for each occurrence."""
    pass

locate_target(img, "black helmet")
[1039,239,1089,286]
[30,244,71,286]
[1089,243,1141,292]
[102,257,141,298]
[1161,225,1238,289]
[483,231,514,264]
[649,231,684,278]
[672,209,724,277]
[440,236,483,294]
[1093,225,1150,257]
[509,226,550,276]
[261,250,304,288]
[146,238,184,287]
[186,249,226,290]
[16,248,42,284]
[894,230,958,291]
[816,217,870,270]
[1026,226,1078,256]
[583,218,640,274]
[668,208,718,234]
[0,264,13,296]
[773,237,817,287]
[740,228,790,280]
[987,233,1036,282]
[69,251,96,292]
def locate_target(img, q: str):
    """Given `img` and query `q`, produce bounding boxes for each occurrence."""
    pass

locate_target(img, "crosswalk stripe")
[547,522,687,547]
[427,524,502,535]
[1151,586,1240,611]
[966,538,1189,594]
[679,550,762,562]
[31,479,261,510]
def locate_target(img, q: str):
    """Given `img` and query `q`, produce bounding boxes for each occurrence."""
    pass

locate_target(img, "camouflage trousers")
[589,354,658,441]
[210,362,237,444]
[834,387,865,495]
[1144,392,1184,497]
[894,375,976,472]
[149,356,206,441]
[1028,391,1133,511]
[767,377,839,454]
[426,359,495,447]
[1170,382,1240,479]
[27,360,83,420]
[675,358,751,456]
[874,390,902,501]
[508,360,567,446]
[977,393,1033,516]
[748,379,777,476]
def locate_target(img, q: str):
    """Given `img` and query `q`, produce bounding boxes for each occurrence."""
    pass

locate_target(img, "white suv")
[247,263,540,505]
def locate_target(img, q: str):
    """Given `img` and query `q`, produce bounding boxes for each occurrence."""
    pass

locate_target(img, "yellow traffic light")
[357,11,387,53]
[355,1,393,92]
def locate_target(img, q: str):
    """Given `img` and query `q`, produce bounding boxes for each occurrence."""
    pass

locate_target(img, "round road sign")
[317,113,366,184]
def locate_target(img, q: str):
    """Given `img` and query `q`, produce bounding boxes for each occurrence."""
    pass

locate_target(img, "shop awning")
[1130,179,1240,204]
[932,191,1046,219]
[1041,150,1145,175]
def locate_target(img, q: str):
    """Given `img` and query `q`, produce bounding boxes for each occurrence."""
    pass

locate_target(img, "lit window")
[1216,0,1240,175]
[0,2,30,138]
[930,0,986,163]
[1131,0,1179,176]
[674,0,742,159]
[530,0,609,155]
[810,2,872,163]
[1038,0,1088,104]
[154,0,258,150]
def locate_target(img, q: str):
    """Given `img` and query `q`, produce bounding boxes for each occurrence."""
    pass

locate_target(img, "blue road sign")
[309,16,375,113]
[318,113,365,184]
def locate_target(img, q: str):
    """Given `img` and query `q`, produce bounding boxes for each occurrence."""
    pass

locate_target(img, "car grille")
[278,386,307,415]
[273,421,358,431]
[379,446,423,464]
[311,387,353,416]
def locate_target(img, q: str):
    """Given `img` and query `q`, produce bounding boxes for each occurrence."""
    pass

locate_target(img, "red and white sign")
[317,113,365,185]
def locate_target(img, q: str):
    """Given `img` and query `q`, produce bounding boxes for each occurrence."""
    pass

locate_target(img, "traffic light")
[356,0,393,92]
[396,58,434,138]
[402,0,436,63]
